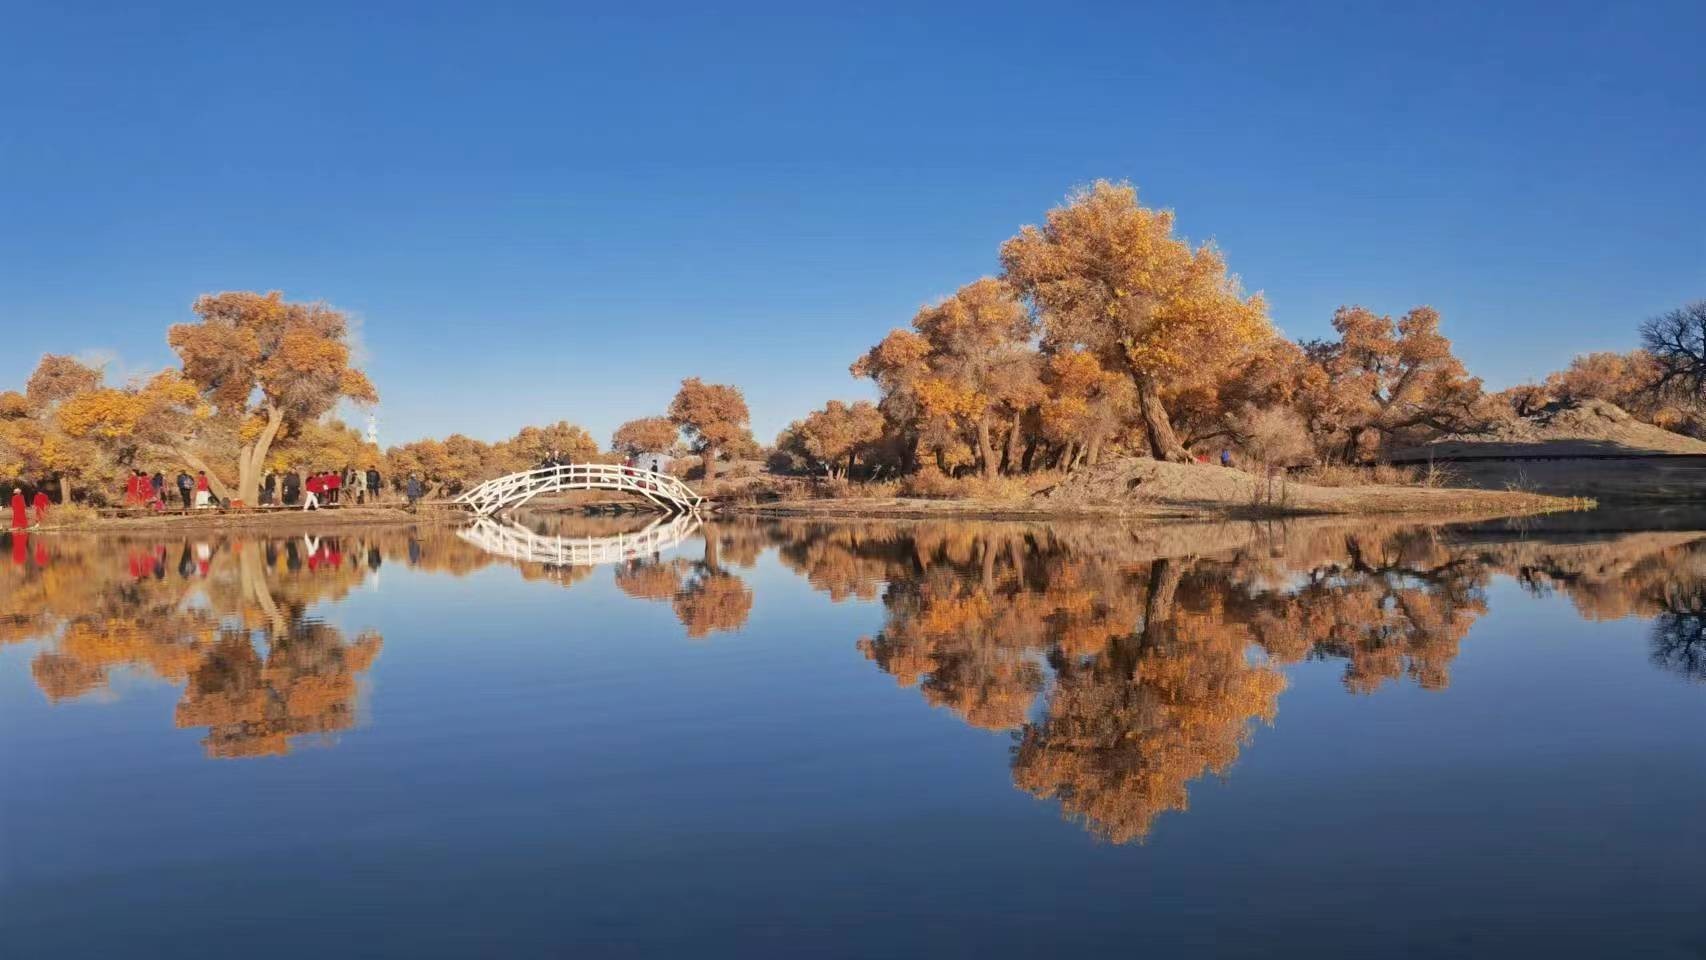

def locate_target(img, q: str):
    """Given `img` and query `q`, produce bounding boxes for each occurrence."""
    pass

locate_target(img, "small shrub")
[38,501,101,528]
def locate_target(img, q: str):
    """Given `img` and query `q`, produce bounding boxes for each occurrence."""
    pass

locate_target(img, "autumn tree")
[908,278,1038,477]
[779,400,885,477]
[499,420,599,469]
[668,378,754,479]
[1035,350,1132,470]
[850,329,934,472]
[1304,305,1490,460]
[55,371,206,494]
[25,354,101,407]
[168,291,377,504]
[0,356,106,500]
[611,416,679,457]
[1000,181,1271,462]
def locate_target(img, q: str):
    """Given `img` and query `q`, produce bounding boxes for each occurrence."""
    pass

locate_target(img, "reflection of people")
[10,488,26,530]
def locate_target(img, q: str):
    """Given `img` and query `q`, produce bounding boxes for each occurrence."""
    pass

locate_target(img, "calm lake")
[4,511,1705,957]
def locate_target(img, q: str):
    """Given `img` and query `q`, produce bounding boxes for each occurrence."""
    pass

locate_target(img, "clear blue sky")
[3,1,1701,447]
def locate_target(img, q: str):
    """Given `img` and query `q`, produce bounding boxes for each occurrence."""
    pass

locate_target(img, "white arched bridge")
[455,463,703,517]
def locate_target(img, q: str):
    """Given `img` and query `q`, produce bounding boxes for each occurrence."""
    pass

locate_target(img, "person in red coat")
[10,488,27,530]
[32,490,50,524]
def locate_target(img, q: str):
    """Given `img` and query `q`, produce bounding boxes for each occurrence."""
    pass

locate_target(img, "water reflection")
[4,515,1705,842]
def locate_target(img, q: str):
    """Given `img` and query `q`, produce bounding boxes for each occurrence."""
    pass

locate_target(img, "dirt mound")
[1400,399,1706,458]
[1033,458,1574,516]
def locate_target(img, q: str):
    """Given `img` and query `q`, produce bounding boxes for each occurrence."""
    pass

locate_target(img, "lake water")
[3,511,1705,957]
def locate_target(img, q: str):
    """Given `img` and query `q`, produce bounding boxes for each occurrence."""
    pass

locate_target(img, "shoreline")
[723,490,1592,522]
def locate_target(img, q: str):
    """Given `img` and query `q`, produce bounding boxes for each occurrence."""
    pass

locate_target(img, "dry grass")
[1296,461,1460,488]
[35,502,102,528]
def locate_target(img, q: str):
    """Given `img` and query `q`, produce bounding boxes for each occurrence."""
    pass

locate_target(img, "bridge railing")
[454,462,702,517]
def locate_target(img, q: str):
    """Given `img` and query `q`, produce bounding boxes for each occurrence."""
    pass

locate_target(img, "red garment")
[32,492,49,523]
[9,492,26,530]
[306,475,323,494]
[327,474,341,490]
[195,475,210,492]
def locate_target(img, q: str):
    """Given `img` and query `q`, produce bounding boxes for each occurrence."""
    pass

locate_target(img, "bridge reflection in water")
[457,512,702,567]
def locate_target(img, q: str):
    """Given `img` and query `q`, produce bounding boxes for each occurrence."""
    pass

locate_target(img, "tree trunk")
[1134,372,1193,462]
[238,404,286,505]
[1001,418,1022,475]
[975,415,997,479]
[58,475,71,504]
[703,445,720,480]
[1086,428,1105,466]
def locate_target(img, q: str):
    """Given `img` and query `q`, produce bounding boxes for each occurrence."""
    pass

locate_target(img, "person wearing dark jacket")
[366,466,382,504]
[260,472,277,506]
[150,472,165,504]
[175,471,193,510]
[405,474,423,510]
[282,470,301,506]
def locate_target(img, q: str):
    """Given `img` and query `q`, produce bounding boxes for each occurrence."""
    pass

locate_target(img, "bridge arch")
[458,513,701,567]
[455,463,702,517]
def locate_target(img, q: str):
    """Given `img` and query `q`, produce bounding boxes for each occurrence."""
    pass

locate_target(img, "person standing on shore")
[283,469,301,506]
[176,471,193,510]
[260,472,277,506]
[194,471,211,508]
[151,471,165,506]
[32,488,50,525]
[10,488,27,530]
[303,472,322,510]
[366,465,382,504]
[405,474,422,510]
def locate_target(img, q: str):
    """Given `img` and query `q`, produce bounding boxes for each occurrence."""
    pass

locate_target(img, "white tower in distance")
[365,411,379,448]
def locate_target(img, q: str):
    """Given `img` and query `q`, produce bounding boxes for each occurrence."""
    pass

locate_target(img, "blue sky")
[3,1,1702,447]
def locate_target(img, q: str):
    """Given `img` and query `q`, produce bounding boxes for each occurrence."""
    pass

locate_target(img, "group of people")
[259,466,385,510]
[123,469,215,510]
[9,487,52,530]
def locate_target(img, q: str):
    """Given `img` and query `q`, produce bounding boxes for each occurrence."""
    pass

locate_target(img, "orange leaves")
[24,355,101,406]
[668,378,755,472]
[611,416,679,456]
[783,400,885,475]
[56,387,148,440]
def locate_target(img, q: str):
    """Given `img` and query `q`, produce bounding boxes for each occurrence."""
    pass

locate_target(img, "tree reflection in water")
[778,519,1706,842]
[4,517,1704,840]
